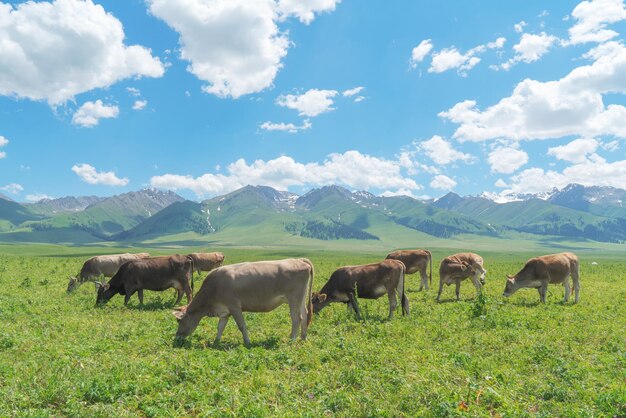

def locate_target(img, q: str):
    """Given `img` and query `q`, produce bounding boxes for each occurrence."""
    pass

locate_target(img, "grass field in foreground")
[0,249,624,416]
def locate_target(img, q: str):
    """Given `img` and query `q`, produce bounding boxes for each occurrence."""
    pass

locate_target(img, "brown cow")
[503,252,580,303]
[437,252,487,302]
[311,259,409,320]
[96,255,193,306]
[173,258,314,347]
[67,252,150,293]
[187,252,225,274]
[386,249,432,291]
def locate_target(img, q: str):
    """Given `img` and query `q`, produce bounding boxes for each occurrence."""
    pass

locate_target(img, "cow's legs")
[538,283,548,303]
[563,273,571,303]
[348,292,362,320]
[174,289,184,305]
[419,269,429,291]
[137,289,144,305]
[288,305,301,341]
[214,315,230,345]
[387,287,398,319]
[436,275,446,302]
[455,280,461,301]
[231,309,251,347]
[183,280,193,304]
[571,264,580,304]
[124,289,136,306]
[470,273,482,298]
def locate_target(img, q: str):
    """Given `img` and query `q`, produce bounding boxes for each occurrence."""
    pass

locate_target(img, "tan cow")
[67,252,150,293]
[437,252,487,302]
[311,259,409,320]
[187,252,225,274]
[173,258,314,347]
[503,252,580,303]
[386,249,432,291]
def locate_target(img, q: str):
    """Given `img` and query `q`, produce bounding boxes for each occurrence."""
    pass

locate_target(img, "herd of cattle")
[67,250,581,346]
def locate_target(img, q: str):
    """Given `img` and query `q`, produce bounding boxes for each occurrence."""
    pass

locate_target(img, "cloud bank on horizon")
[1,0,626,202]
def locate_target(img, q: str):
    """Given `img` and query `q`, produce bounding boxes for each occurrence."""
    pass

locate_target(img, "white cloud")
[72,100,119,127]
[428,37,505,75]
[71,163,128,186]
[126,87,141,97]
[419,135,473,165]
[488,146,529,174]
[25,193,54,203]
[342,86,364,97]
[430,174,457,190]
[0,135,7,158]
[440,41,626,141]
[548,138,599,163]
[276,89,338,117]
[259,119,312,133]
[1,183,23,194]
[150,151,420,197]
[501,32,559,70]
[410,39,433,67]
[568,0,626,45]
[0,0,164,105]
[276,0,341,25]
[602,139,620,151]
[353,96,365,103]
[132,100,147,111]
[380,189,419,198]
[514,21,527,33]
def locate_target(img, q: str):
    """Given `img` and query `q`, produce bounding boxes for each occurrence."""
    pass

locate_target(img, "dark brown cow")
[173,258,314,347]
[96,255,194,306]
[311,259,409,320]
[386,249,432,291]
[503,252,580,303]
[188,252,225,274]
[437,252,487,302]
[67,252,150,293]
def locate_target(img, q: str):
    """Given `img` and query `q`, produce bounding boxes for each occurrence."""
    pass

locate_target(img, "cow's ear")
[506,275,515,282]
[172,310,185,321]
[318,293,327,303]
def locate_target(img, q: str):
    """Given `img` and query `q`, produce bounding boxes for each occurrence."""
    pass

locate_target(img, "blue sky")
[1,0,626,202]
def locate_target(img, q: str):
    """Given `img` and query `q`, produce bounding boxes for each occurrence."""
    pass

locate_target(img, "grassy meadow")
[0,246,624,416]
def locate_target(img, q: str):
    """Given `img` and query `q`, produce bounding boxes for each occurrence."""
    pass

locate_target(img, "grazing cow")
[437,252,487,302]
[187,252,225,274]
[386,249,432,291]
[96,255,194,306]
[503,252,580,303]
[67,252,150,293]
[173,258,314,347]
[311,259,409,320]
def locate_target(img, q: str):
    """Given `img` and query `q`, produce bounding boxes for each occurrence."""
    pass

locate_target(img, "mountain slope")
[0,199,42,230]
[26,195,105,215]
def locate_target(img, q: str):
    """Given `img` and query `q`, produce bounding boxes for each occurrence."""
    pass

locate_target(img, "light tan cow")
[67,252,151,293]
[187,252,225,274]
[437,252,487,302]
[386,249,432,291]
[173,258,314,347]
[503,252,580,303]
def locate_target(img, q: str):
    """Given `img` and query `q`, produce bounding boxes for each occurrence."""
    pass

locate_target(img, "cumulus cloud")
[126,87,141,97]
[568,0,626,45]
[488,146,529,174]
[547,138,599,163]
[0,0,164,105]
[276,89,338,117]
[0,183,23,194]
[430,174,457,190]
[72,100,119,127]
[419,135,473,165]
[276,0,341,24]
[439,41,626,141]
[132,100,147,111]
[342,86,364,97]
[514,21,527,33]
[72,163,128,186]
[410,39,433,67]
[148,0,339,99]
[428,37,505,75]
[25,193,54,203]
[500,32,559,70]
[259,119,312,133]
[0,135,7,158]
[150,151,420,197]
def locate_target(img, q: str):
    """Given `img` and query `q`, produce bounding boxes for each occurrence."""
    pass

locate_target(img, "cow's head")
[502,275,518,297]
[95,282,116,304]
[172,305,202,339]
[66,276,79,293]
[311,292,329,314]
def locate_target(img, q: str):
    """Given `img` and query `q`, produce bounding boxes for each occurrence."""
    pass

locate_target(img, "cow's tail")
[427,250,433,286]
[398,262,410,315]
[186,255,195,294]
[303,258,315,326]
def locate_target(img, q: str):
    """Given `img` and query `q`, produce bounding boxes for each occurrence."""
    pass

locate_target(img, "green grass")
[0,248,624,416]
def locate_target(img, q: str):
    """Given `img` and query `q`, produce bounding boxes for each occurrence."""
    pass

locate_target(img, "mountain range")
[1,184,625,246]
